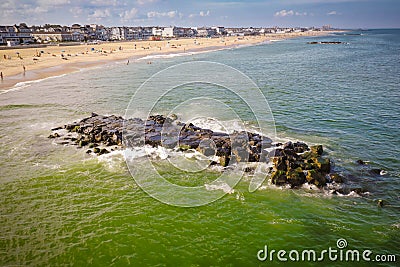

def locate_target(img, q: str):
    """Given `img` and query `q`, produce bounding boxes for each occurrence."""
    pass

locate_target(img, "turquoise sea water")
[0,30,399,266]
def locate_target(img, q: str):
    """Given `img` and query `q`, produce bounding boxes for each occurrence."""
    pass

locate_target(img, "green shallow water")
[1,159,398,266]
[0,29,399,266]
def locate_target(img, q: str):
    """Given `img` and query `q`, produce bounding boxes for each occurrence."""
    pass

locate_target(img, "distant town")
[0,23,333,47]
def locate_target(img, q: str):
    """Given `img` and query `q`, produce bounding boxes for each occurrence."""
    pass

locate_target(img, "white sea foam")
[0,73,67,95]
[97,149,126,171]
[124,145,170,160]
[138,49,216,61]
[204,182,235,194]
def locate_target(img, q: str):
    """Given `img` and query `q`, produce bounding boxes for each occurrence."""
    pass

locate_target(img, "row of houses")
[0,23,321,46]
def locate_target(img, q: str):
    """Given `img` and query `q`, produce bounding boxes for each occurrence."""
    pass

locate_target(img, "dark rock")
[272,156,287,171]
[370,169,384,176]
[283,141,294,150]
[310,145,323,156]
[313,157,331,173]
[329,173,344,183]
[48,133,60,138]
[79,140,88,147]
[268,149,285,157]
[286,167,306,187]
[306,170,327,187]
[49,113,340,189]
[232,147,248,163]
[196,140,216,157]
[71,125,80,132]
[293,142,309,153]
[271,170,287,185]
[356,159,366,165]
[99,148,109,155]
[219,155,229,167]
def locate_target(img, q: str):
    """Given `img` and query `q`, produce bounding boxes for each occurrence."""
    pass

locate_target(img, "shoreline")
[0,31,338,92]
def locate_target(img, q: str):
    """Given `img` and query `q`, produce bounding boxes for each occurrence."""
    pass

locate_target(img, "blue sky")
[1,0,399,28]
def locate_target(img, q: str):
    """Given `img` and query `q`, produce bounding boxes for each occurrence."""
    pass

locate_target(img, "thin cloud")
[38,0,70,6]
[327,11,340,15]
[137,0,158,5]
[189,10,211,18]
[147,10,178,18]
[200,10,210,17]
[274,9,308,17]
[274,9,294,17]
[120,7,138,22]
[89,8,111,19]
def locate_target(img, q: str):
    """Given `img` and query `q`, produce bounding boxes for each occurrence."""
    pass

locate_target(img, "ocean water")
[0,30,399,266]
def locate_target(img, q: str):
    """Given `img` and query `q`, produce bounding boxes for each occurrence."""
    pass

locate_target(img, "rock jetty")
[49,113,344,188]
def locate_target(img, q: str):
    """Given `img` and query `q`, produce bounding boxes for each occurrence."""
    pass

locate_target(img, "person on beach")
[127,60,129,65]
[23,65,26,73]
[0,72,3,81]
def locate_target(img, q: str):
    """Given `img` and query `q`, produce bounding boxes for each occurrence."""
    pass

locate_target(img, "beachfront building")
[0,24,33,46]
[212,26,226,35]
[110,27,127,40]
[196,27,217,37]
[152,27,163,36]
[183,27,197,37]
[32,31,73,43]
[161,27,186,38]
[162,27,174,38]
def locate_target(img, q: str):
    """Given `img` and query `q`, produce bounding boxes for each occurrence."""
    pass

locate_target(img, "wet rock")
[268,149,285,158]
[286,167,306,187]
[51,126,63,131]
[370,168,385,176]
[272,156,287,171]
[219,155,230,167]
[232,147,248,163]
[196,140,216,156]
[283,141,294,150]
[49,113,340,189]
[306,170,327,187]
[329,173,344,183]
[79,140,88,147]
[48,133,60,138]
[313,157,331,173]
[99,148,109,155]
[310,145,323,156]
[356,159,366,165]
[271,170,287,185]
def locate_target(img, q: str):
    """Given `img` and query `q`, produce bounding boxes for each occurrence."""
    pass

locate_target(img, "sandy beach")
[0,31,333,91]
